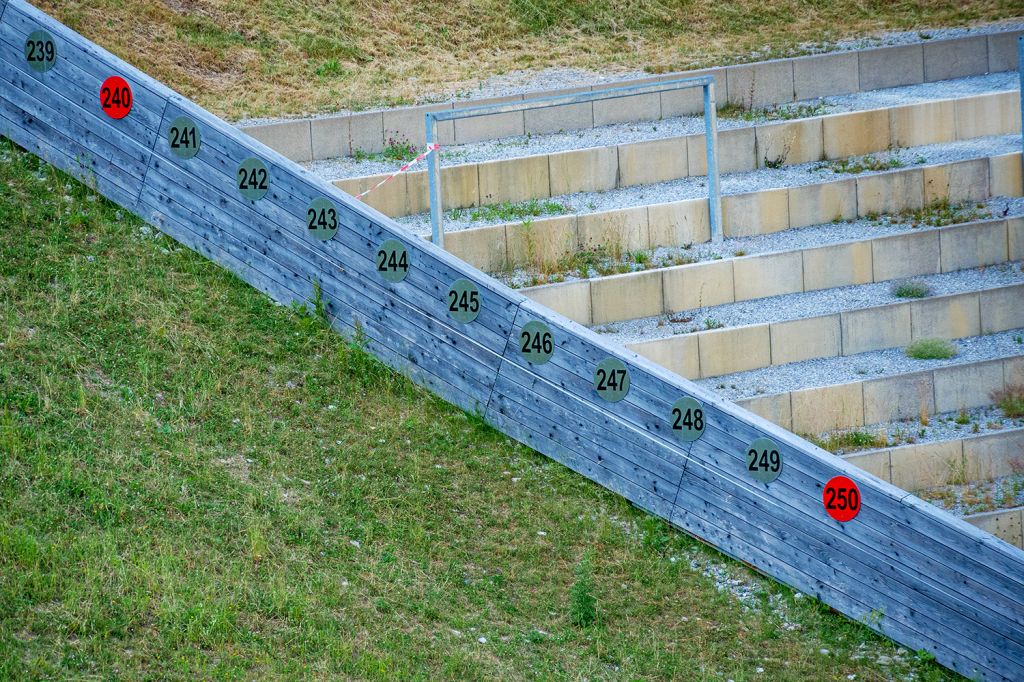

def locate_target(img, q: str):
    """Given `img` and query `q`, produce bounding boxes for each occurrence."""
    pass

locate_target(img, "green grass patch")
[991,384,1024,418]
[891,280,932,299]
[0,139,957,680]
[353,136,420,163]
[718,101,828,122]
[449,198,571,223]
[906,338,958,360]
[819,154,904,174]
[807,430,888,453]
[898,199,992,228]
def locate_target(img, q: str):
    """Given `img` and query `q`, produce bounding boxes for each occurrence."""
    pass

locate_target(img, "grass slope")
[31,0,1023,119]
[0,140,958,680]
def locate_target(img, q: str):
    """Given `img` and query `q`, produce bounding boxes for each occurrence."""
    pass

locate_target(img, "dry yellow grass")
[36,1,1024,120]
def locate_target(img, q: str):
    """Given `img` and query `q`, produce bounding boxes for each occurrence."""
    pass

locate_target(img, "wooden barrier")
[1,2,1022,679]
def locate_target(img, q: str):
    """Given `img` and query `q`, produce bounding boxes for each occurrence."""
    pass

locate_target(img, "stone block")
[923,35,989,82]
[769,314,842,365]
[980,284,1024,334]
[310,115,350,161]
[802,240,873,291]
[842,302,912,356]
[591,270,664,325]
[955,91,1021,139]
[843,450,891,483]
[523,280,592,325]
[988,31,1024,72]
[647,199,710,248]
[453,95,525,144]
[242,120,312,163]
[349,111,385,155]
[924,158,990,205]
[660,69,727,117]
[862,370,934,424]
[617,137,688,187]
[593,92,660,127]
[548,147,618,196]
[733,250,803,302]
[577,207,650,253]
[755,119,823,169]
[791,382,865,434]
[889,100,956,148]
[964,429,1024,481]
[722,188,790,237]
[788,179,857,228]
[870,229,940,280]
[939,220,1008,273]
[505,216,578,271]
[822,109,891,160]
[442,224,508,273]
[663,260,735,313]
[1005,355,1024,387]
[933,359,1006,414]
[383,103,455,148]
[989,153,1023,197]
[697,324,771,378]
[477,156,550,205]
[1009,217,1024,261]
[726,60,794,109]
[966,508,1023,549]
[858,44,924,90]
[686,127,757,175]
[793,52,860,100]
[910,293,981,340]
[857,168,925,217]
[334,173,406,218]
[628,335,700,380]
[737,393,793,431]
[406,164,481,216]
[524,87,593,135]
[889,440,964,491]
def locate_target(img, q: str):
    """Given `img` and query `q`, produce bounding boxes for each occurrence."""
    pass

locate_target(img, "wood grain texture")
[2,2,1023,679]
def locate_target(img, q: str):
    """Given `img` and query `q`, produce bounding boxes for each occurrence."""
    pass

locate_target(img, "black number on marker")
[824,486,859,511]
[520,329,552,355]
[170,125,198,150]
[595,368,627,392]
[672,407,703,432]
[307,207,338,231]
[747,448,781,473]
[101,85,132,110]
[448,289,479,314]
[238,166,268,191]
[26,39,54,64]
[377,248,408,273]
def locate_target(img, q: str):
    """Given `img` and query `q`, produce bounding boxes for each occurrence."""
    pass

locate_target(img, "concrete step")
[325,84,1020,220]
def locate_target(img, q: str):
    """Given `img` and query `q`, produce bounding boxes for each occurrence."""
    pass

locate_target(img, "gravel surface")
[237,19,1024,127]
[499,197,1024,288]
[699,329,1024,400]
[597,261,1024,343]
[303,71,1018,180]
[396,135,1021,235]
[918,472,1024,518]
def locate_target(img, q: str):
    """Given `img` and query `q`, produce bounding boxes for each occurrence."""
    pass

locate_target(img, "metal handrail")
[425,75,723,248]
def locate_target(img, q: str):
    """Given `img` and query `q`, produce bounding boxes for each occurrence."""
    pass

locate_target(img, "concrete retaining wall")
[737,355,1024,434]
[625,283,1024,380]
[240,30,1024,162]
[966,507,1024,550]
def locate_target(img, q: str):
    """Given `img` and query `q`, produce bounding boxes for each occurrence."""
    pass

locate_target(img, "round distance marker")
[25,30,56,73]
[375,238,409,283]
[167,116,201,159]
[100,76,133,119]
[236,157,270,201]
[518,320,553,365]
[670,397,705,442]
[306,198,339,242]
[447,278,481,324]
[593,357,630,402]
[746,437,783,484]
[823,475,861,522]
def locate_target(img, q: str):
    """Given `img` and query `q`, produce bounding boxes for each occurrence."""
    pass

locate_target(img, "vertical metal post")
[703,81,723,244]
[426,112,444,248]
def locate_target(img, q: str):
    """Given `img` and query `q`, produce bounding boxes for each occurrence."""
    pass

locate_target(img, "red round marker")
[823,476,861,522]
[100,76,133,119]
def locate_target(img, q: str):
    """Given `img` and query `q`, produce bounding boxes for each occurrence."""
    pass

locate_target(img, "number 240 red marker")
[100,76,133,119]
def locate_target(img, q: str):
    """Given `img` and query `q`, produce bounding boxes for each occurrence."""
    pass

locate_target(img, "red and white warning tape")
[355,143,440,201]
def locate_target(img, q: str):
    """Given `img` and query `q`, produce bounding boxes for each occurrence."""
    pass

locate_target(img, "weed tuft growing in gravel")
[891,280,932,299]
[905,338,957,360]
[990,384,1024,418]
